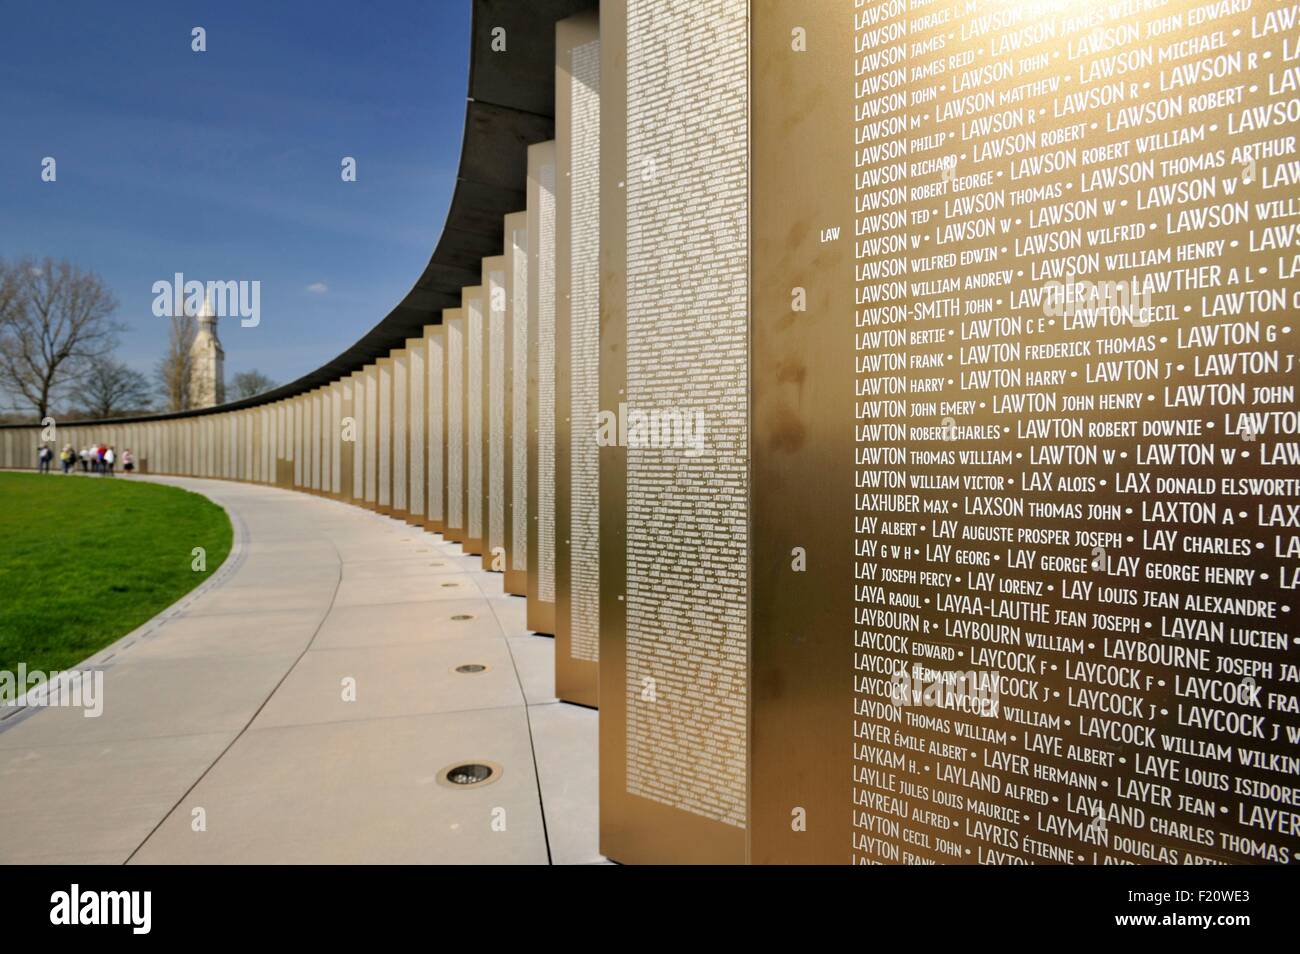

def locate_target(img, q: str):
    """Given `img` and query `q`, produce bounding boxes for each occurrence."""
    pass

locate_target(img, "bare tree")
[230,369,277,400]
[0,257,123,421]
[156,314,196,411]
[79,359,154,419]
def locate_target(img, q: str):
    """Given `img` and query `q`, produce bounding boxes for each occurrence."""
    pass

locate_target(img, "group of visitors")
[37,444,135,476]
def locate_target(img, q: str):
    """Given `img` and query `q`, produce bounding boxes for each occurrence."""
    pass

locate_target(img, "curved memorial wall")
[2,0,1297,866]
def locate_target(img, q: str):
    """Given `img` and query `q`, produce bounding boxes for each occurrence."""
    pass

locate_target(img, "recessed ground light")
[441,582,459,588]
[451,614,475,621]
[454,663,488,674]
[429,562,445,567]
[437,761,501,789]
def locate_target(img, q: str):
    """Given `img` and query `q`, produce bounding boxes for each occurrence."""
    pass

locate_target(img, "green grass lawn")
[0,472,232,678]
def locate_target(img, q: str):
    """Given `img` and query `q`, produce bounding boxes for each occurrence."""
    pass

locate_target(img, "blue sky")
[0,0,470,388]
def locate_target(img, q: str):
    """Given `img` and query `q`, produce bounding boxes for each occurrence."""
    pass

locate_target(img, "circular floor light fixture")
[453,663,488,674]
[437,761,501,789]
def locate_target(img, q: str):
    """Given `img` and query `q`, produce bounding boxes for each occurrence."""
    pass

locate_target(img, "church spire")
[188,292,225,408]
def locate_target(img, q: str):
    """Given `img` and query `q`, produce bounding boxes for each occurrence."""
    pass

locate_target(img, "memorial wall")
[2,0,1296,866]
[750,0,1300,865]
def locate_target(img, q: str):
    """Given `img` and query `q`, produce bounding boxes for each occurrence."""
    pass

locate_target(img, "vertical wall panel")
[274,401,287,486]
[426,325,445,532]
[556,11,601,705]
[598,0,749,864]
[348,373,364,500]
[322,388,331,491]
[317,389,328,492]
[232,412,242,481]
[527,141,558,635]
[463,287,485,556]
[377,358,393,511]
[200,417,208,478]
[407,337,426,520]
[231,413,239,481]
[504,210,530,596]
[325,385,337,493]
[484,256,508,573]
[444,310,465,544]
[393,349,410,516]
[744,0,1300,867]
[746,2,852,862]
[363,365,378,506]
[226,414,236,480]
[310,393,322,492]
[339,380,354,499]
[245,409,255,482]
[293,398,304,486]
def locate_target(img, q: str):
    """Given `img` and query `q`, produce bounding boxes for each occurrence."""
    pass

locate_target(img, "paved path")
[0,477,599,864]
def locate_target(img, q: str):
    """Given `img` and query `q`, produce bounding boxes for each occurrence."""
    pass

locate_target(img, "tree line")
[0,257,276,423]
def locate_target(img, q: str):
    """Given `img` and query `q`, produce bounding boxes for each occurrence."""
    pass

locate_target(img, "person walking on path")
[59,445,76,474]
[36,445,52,473]
[79,447,90,473]
[121,449,135,474]
[103,446,116,476]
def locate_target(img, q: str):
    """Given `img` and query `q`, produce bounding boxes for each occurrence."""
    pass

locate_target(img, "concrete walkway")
[0,477,599,864]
